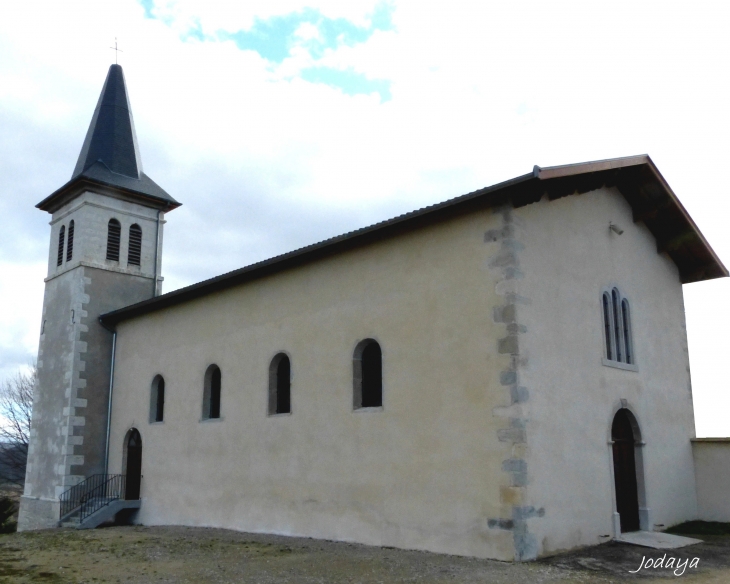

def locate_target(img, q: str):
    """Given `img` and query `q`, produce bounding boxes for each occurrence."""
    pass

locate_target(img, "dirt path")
[0,526,728,583]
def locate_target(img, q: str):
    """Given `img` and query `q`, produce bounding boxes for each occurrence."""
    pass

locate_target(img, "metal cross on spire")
[110,38,123,64]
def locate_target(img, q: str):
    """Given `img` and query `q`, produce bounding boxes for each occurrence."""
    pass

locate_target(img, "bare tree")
[0,365,34,487]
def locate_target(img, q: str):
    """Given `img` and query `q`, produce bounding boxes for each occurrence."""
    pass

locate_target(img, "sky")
[0,0,728,435]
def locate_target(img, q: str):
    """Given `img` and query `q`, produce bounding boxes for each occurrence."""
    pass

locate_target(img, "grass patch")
[666,521,730,535]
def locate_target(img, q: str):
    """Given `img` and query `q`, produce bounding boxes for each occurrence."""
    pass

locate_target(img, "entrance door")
[125,429,142,500]
[612,410,640,532]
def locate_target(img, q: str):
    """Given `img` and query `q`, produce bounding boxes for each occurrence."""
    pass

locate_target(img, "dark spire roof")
[73,64,142,179]
[37,64,180,212]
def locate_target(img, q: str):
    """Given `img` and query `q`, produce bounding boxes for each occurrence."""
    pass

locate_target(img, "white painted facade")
[692,439,730,522]
[515,188,698,555]
[103,184,708,560]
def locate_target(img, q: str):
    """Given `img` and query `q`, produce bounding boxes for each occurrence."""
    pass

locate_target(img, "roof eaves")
[534,154,650,180]
[36,172,180,213]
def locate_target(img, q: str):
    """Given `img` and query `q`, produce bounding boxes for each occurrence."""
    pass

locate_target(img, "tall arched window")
[149,375,165,423]
[268,353,291,415]
[622,299,633,365]
[612,289,623,363]
[602,293,613,361]
[128,224,142,266]
[57,225,66,266]
[353,339,382,409]
[66,220,75,262]
[602,288,635,368]
[202,365,222,420]
[106,219,121,261]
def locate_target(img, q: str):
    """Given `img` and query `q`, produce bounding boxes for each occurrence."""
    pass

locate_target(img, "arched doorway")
[612,409,640,532]
[124,429,142,500]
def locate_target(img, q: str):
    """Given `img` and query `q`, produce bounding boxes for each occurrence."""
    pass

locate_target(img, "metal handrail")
[59,474,128,522]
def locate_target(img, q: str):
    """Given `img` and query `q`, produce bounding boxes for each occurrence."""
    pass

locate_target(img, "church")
[18,64,730,561]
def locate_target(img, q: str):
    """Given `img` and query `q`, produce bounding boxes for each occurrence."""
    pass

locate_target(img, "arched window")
[612,289,623,363]
[622,299,633,365]
[268,354,291,415]
[57,225,65,266]
[602,288,635,368]
[128,224,142,266]
[66,220,75,262]
[149,375,165,423]
[353,339,382,409]
[106,219,121,261]
[602,293,613,361]
[202,365,222,420]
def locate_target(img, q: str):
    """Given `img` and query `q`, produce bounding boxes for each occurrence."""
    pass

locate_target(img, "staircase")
[58,474,140,529]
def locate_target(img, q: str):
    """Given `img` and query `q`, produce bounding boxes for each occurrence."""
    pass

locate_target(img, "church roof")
[100,154,727,329]
[37,64,180,212]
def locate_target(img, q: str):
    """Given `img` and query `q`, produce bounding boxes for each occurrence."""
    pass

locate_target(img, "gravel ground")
[0,525,728,583]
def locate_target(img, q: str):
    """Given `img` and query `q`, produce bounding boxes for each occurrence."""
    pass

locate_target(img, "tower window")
[66,220,75,262]
[149,375,165,423]
[57,225,65,266]
[353,339,383,409]
[202,365,222,420]
[128,224,142,266]
[601,288,636,369]
[268,353,291,415]
[106,219,121,261]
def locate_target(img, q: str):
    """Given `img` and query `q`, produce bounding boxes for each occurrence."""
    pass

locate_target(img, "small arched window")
[66,220,75,262]
[602,288,635,368]
[128,224,142,266]
[149,375,165,423]
[268,354,291,415]
[106,219,121,261]
[353,339,382,409]
[202,365,222,420]
[57,225,66,266]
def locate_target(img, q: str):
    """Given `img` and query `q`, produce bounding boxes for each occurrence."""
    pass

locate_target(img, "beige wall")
[516,188,698,555]
[108,209,519,559]
[107,186,703,560]
[693,439,730,522]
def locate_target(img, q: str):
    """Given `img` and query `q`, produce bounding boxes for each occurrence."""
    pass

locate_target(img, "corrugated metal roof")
[99,154,727,328]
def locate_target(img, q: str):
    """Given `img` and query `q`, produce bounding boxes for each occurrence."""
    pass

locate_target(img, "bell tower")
[19,65,181,530]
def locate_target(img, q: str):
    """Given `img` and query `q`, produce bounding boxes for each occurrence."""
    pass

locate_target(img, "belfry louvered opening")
[66,220,75,262]
[128,224,142,266]
[57,225,65,267]
[106,219,121,261]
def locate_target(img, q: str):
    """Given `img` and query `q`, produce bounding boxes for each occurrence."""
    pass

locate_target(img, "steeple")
[19,64,179,530]
[36,64,180,212]
[72,64,143,180]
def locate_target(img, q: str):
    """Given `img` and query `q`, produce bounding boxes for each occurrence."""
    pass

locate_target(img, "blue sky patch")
[301,67,391,102]
[136,1,394,98]
[139,0,155,20]
[221,3,392,63]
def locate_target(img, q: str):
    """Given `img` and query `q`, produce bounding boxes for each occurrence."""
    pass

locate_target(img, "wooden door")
[125,429,142,500]
[612,410,640,532]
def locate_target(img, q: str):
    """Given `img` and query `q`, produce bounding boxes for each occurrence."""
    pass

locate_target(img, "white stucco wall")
[108,209,519,560]
[104,185,705,560]
[516,187,698,556]
[692,439,730,522]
